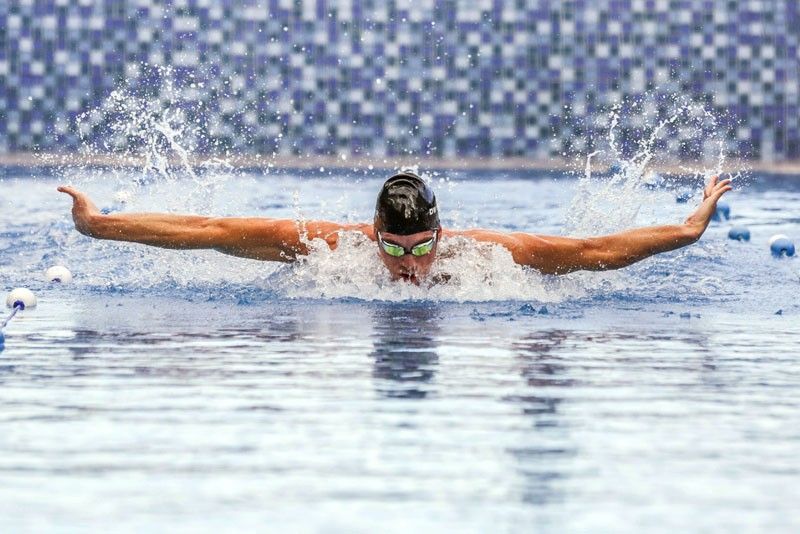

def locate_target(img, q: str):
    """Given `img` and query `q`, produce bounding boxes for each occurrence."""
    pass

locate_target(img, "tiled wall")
[1,0,799,161]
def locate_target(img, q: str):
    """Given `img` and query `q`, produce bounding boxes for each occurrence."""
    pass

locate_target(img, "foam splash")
[54,65,244,214]
[566,97,738,236]
[279,232,584,302]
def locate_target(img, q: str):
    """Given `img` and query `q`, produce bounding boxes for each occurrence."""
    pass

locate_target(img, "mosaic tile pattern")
[1,0,799,161]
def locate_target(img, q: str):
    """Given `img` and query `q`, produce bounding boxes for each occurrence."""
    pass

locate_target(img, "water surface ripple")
[1,171,799,532]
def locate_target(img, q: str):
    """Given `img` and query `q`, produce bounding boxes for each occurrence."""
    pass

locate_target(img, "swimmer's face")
[376,229,439,284]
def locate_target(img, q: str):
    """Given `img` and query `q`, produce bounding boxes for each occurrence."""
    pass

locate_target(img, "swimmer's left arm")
[462,176,732,274]
[506,224,702,274]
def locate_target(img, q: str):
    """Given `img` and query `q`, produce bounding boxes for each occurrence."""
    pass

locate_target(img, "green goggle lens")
[410,239,435,256]
[379,233,437,257]
[381,242,406,257]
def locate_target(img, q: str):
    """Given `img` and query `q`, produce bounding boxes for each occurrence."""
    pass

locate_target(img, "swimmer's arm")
[458,176,732,274]
[58,186,369,261]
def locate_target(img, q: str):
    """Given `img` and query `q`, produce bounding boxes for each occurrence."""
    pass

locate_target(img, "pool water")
[1,168,799,532]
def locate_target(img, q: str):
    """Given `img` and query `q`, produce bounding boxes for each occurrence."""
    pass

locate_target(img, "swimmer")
[58,171,731,284]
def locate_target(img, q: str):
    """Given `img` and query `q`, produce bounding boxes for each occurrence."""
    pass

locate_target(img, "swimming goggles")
[378,231,438,257]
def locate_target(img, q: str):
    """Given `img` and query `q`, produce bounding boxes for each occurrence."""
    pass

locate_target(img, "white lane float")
[5,288,37,310]
[45,265,73,284]
[2,288,38,350]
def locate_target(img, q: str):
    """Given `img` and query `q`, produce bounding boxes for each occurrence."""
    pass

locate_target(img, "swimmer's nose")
[399,255,417,270]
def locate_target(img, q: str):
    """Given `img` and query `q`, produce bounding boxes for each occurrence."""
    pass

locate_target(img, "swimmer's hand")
[58,186,102,237]
[683,176,733,239]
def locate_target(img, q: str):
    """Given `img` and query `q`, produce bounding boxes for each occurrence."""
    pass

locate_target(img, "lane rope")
[1,302,23,330]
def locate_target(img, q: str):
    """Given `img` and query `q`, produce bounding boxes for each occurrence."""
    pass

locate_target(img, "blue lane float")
[643,173,664,190]
[712,201,731,221]
[769,235,796,258]
[728,226,751,242]
[675,190,693,204]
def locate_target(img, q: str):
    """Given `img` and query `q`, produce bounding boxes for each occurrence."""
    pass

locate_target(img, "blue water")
[1,168,799,532]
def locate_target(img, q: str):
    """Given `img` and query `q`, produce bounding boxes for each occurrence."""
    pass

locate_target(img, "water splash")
[565,97,739,236]
[278,232,584,302]
[48,65,243,214]
[39,72,745,304]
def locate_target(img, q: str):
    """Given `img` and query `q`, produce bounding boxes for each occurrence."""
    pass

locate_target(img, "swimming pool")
[1,167,799,532]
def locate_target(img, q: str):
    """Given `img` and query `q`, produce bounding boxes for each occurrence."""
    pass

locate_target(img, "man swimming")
[59,171,731,284]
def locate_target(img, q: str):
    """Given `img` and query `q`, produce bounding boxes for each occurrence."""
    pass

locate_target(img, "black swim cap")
[374,172,440,235]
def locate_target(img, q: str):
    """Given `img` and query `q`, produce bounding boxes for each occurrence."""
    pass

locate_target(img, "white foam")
[567,97,732,237]
[278,232,586,302]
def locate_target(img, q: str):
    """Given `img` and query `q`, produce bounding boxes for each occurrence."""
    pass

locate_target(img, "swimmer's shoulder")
[442,227,519,246]
[304,221,375,249]
[441,228,553,261]
[346,223,376,241]
[443,228,501,237]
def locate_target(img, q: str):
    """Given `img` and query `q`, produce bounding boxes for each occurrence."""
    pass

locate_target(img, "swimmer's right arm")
[58,186,369,262]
